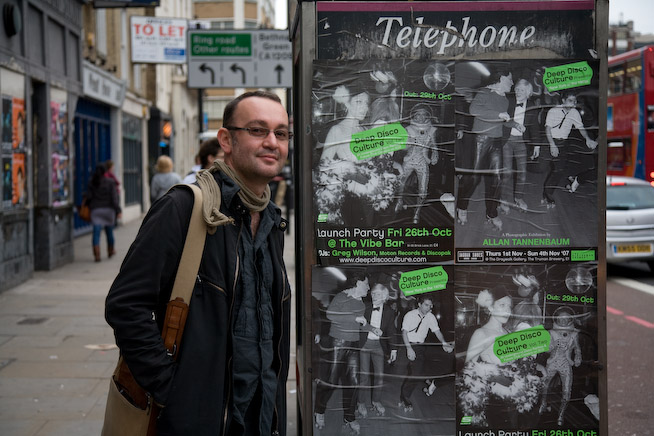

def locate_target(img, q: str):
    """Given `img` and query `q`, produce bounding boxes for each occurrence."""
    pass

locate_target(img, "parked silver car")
[606,176,654,271]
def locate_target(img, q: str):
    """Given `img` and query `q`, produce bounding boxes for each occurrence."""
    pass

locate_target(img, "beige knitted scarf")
[195,160,271,234]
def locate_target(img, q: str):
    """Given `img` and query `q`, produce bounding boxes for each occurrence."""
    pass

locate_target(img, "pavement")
[0,213,298,436]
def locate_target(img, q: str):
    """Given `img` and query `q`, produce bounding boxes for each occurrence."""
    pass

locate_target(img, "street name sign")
[187,29,292,88]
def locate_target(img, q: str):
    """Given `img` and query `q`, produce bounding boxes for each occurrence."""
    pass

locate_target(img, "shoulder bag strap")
[169,184,206,303]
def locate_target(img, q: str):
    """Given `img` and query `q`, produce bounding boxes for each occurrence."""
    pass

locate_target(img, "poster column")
[294,1,607,435]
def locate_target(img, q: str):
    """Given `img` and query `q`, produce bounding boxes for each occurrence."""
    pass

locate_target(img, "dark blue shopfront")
[73,97,111,232]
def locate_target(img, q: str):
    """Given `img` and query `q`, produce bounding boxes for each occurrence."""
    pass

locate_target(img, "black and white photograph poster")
[312,59,456,266]
[311,265,455,436]
[454,59,600,264]
[455,263,599,435]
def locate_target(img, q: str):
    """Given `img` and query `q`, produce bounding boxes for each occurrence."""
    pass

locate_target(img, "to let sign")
[187,29,292,88]
[131,16,187,64]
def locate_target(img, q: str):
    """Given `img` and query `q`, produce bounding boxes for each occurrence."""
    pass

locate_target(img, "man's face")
[563,95,577,109]
[354,278,370,298]
[418,298,433,316]
[371,286,386,306]
[515,83,530,103]
[499,73,514,94]
[220,97,289,189]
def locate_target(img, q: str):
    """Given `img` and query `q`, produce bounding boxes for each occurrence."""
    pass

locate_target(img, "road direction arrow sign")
[187,29,292,88]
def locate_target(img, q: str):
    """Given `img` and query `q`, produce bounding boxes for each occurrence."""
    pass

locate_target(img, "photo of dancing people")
[312,59,455,266]
[312,266,455,436]
[455,264,599,434]
[454,60,600,262]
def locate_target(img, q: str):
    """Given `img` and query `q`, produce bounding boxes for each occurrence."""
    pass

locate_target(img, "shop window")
[122,113,143,207]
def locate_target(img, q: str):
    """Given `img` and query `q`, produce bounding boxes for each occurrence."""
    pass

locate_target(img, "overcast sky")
[609,0,654,34]
[275,0,287,30]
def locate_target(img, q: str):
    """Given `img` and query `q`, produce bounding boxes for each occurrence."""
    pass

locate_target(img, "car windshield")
[607,184,654,210]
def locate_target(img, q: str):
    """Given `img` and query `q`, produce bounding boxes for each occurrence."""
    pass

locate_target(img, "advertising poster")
[455,263,599,434]
[12,97,25,150]
[313,60,456,265]
[1,98,27,210]
[2,156,11,208]
[305,1,602,435]
[311,265,455,435]
[51,101,69,206]
[454,59,599,264]
[2,96,12,152]
[52,153,69,206]
[11,152,25,205]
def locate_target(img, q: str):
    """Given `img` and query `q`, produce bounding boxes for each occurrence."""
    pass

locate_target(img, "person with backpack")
[105,91,292,435]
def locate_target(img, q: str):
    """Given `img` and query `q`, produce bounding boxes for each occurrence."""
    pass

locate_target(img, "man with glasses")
[537,91,597,207]
[106,91,293,435]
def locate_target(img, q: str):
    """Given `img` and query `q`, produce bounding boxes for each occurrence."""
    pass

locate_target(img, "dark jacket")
[87,177,121,214]
[105,171,291,436]
[360,301,399,359]
[504,96,542,144]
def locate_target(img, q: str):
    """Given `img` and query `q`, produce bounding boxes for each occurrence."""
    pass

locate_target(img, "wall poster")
[1,95,26,210]
[307,2,603,436]
[51,100,70,206]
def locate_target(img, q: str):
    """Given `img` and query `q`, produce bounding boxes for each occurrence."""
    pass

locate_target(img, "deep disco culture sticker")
[493,325,551,363]
[350,123,408,160]
[399,266,448,296]
[543,61,593,92]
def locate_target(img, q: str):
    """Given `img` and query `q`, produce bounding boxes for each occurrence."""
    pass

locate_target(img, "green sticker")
[350,123,407,160]
[317,213,328,223]
[571,249,596,261]
[543,61,593,92]
[398,266,448,296]
[493,325,551,363]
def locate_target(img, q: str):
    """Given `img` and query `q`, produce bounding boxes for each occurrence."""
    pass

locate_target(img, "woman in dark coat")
[86,164,121,261]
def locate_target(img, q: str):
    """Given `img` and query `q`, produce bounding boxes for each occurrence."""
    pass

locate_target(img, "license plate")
[613,244,653,254]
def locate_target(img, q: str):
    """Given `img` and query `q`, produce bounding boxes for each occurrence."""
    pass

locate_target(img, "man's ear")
[217,127,233,155]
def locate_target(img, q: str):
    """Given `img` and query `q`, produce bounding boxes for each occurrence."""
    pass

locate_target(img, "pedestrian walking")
[150,155,182,202]
[85,164,121,262]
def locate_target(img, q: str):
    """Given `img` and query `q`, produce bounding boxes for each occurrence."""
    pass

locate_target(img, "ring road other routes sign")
[187,29,292,89]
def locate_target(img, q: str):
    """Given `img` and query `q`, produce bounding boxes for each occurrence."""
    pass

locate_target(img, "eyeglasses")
[226,126,293,141]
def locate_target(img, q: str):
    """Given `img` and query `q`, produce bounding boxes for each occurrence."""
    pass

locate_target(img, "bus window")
[624,59,642,93]
[648,106,654,131]
[609,65,624,96]
[608,141,624,172]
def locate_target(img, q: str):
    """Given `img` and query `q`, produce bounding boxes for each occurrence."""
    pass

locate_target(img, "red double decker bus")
[607,45,654,184]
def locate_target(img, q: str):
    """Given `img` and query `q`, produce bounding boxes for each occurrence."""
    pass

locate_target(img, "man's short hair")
[199,138,221,168]
[343,270,368,289]
[484,70,510,87]
[222,91,283,128]
[416,294,434,305]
